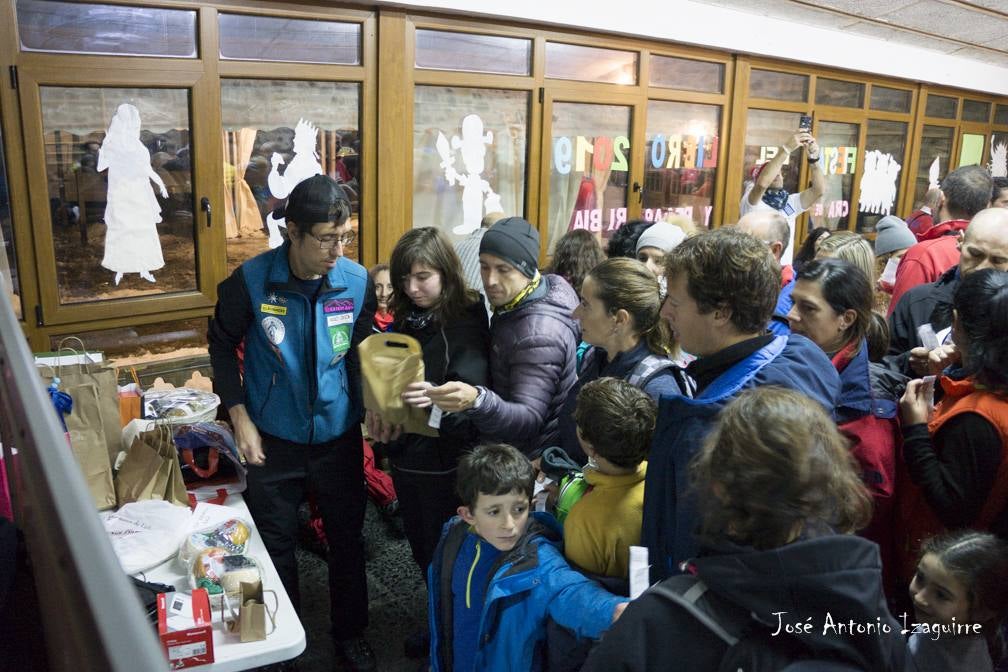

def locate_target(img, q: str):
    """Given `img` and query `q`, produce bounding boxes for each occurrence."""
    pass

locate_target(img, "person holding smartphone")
[740,122,825,265]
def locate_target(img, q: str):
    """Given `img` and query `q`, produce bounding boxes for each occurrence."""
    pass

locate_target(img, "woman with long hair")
[896,268,1008,587]
[787,258,900,593]
[558,257,693,464]
[365,227,491,576]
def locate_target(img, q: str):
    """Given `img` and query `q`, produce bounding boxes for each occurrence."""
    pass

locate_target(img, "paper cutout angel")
[928,157,941,191]
[435,114,503,236]
[264,118,323,248]
[97,103,168,285]
[990,141,1007,178]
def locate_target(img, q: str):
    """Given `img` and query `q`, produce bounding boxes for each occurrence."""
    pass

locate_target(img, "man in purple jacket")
[426,217,580,458]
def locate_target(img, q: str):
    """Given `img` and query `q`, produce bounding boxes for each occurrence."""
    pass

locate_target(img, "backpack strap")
[647,576,748,646]
[626,354,677,390]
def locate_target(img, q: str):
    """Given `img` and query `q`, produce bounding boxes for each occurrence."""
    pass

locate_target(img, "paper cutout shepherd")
[436,114,503,236]
[98,103,168,285]
[264,118,324,248]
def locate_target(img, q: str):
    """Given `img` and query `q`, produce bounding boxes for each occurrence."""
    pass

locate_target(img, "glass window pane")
[221,80,361,275]
[995,105,1008,126]
[959,133,985,167]
[856,120,907,234]
[870,86,912,113]
[649,55,724,93]
[41,87,194,304]
[643,101,720,231]
[962,99,991,123]
[17,0,196,58]
[991,133,1007,179]
[0,126,20,319]
[815,78,865,108]
[748,69,808,102]
[219,14,360,65]
[914,125,955,205]
[925,94,957,119]
[545,43,637,85]
[413,87,527,240]
[415,30,530,75]
[547,103,631,252]
[49,317,208,365]
[808,121,859,232]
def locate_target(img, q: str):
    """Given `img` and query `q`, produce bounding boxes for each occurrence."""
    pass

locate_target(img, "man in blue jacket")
[207,175,377,670]
[644,228,840,581]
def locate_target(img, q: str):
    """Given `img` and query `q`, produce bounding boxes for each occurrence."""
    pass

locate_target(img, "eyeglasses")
[307,230,356,250]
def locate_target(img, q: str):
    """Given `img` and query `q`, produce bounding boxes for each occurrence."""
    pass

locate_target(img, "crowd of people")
[207,133,1008,671]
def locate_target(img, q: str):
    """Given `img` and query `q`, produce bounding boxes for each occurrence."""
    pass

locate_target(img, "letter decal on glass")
[265,118,324,248]
[434,114,502,236]
[98,104,168,286]
[858,150,901,216]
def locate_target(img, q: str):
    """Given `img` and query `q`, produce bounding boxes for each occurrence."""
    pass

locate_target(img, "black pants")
[244,425,368,640]
[391,465,459,578]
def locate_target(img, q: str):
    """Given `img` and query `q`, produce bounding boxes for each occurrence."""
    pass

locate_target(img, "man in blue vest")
[208,175,376,671]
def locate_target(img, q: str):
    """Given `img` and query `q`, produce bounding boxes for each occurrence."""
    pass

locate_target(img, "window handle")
[201,197,211,228]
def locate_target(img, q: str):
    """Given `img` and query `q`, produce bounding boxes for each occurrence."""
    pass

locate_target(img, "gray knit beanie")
[874,216,917,257]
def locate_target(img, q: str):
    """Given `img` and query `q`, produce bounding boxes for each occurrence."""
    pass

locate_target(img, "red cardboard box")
[157,588,215,669]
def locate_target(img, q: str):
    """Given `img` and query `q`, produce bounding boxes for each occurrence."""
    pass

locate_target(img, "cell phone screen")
[798,115,812,132]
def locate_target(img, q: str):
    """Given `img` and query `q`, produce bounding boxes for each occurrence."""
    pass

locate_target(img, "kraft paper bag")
[41,337,122,465]
[115,424,189,507]
[359,333,438,438]
[64,381,117,510]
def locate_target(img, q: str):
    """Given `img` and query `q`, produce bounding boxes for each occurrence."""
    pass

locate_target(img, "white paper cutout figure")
[858,150,901,216]
[265,118,323,248]
[97,103,168,285]
[435,114,503,236]
[990,141,1007,178]
[928,157,941,191]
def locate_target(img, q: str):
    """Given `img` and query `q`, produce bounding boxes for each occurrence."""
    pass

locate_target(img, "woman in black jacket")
[367,227,491,575]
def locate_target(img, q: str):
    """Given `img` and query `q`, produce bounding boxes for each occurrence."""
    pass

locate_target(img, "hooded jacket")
[582,535,907,672]
[467,275,580,457]
[385,298,491,472]
[642,333,840,581]
[428,512,622,672]
[888,220,966,311]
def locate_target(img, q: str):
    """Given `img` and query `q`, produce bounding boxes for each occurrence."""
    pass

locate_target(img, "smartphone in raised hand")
[798,114,813,132]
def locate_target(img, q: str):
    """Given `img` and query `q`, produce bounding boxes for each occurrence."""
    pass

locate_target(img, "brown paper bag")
[359,333,438,438]
[63,382,117,510]
[224,581,277,642]
[114,424,189,507]
[44,338,122,465]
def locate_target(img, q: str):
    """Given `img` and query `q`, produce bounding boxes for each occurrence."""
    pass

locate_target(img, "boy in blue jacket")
[428,443,627,672]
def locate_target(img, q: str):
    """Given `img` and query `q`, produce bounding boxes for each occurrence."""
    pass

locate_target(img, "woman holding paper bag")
[366,227,490,575]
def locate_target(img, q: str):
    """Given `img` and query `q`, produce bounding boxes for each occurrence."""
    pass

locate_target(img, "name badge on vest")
[323,298,354,364]
[782,202,796,216]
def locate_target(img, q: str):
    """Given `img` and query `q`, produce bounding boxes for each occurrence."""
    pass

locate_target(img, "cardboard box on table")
[157,588,215,669]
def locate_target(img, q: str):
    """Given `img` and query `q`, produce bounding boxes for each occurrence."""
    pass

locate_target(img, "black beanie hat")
[281,174,351,226]
[479,217,540,278]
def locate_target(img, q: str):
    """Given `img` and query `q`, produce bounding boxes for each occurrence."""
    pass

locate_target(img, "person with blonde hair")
[584,387,906,672]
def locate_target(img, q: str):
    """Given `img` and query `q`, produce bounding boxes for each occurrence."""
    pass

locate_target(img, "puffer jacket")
[468,275,580,457]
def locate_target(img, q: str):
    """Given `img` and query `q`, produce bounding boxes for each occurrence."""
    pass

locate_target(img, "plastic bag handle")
[262,589,279,635]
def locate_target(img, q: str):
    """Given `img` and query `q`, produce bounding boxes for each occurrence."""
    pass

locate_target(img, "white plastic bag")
[102,499,192,574]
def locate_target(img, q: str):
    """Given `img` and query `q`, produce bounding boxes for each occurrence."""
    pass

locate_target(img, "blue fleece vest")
[241,244,368,444]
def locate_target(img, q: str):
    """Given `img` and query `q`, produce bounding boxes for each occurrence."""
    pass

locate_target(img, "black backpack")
[649,575,865,672]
